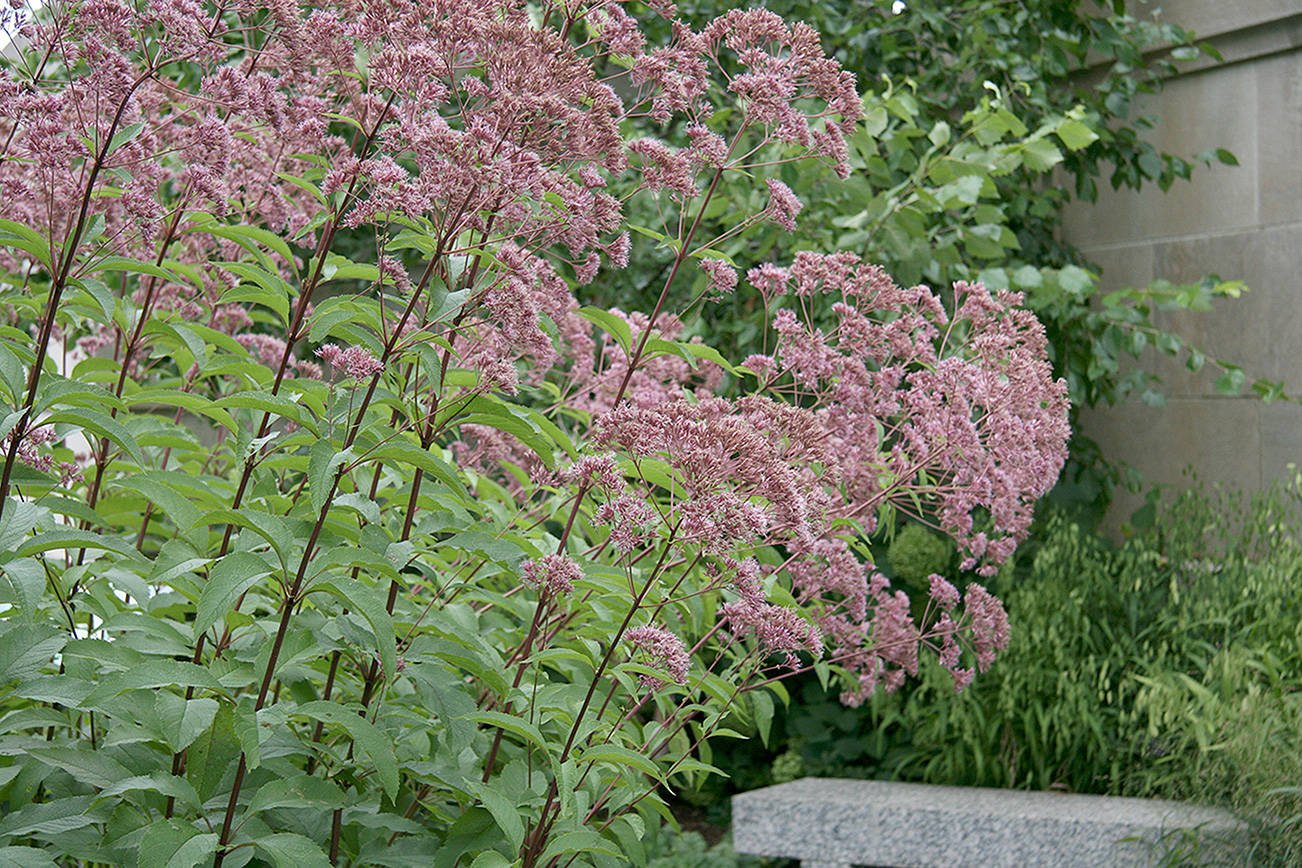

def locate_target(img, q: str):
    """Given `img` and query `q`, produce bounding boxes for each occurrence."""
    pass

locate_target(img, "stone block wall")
[1063,0,1302,524]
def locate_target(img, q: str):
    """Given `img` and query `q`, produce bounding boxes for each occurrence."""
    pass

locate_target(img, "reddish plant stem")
[81,201,189,521]
[520,527,679,867]
[0,65,157,516]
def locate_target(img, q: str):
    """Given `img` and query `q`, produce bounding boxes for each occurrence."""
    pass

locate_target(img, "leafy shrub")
[885,523,953,587]
[711,478,1302,863]
[0,1,1071,865]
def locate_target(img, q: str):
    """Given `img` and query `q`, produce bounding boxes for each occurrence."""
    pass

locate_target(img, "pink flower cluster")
[563,257,1065,700]
[521,553,583,596]
[315,344,383,381]
[749,254,1071,573]
[624,624,690,688]
[3,425,82,486]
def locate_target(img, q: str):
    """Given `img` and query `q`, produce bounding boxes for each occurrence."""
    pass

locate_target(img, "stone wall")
[1063,0,1302,524]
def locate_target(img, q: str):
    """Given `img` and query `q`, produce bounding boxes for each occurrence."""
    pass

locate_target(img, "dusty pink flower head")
[700,258,739,299]
[928,574,960,610]
[628,138,697,199]
[964,583,1010,672]
[625,624,690,688]
[521,553,583,596]
[316,344,383,380]
[686,123,729,167]
[765,179,803,230]
[562,452,624,491]
[594,493,657,554]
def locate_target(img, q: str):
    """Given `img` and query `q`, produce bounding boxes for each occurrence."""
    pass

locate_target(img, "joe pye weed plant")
[0,0,1069,865]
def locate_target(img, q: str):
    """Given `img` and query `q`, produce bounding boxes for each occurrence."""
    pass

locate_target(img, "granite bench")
[732,778,1248,867]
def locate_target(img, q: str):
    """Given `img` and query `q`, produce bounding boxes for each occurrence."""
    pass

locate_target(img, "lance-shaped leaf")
[293,701,398,799]
[80,661,225,709]
[244,774,347,819]
[310,576,395,682]
[307,440,347,515]
[255,833,332,868]
[194,551,276,639]
[138,819,218,868]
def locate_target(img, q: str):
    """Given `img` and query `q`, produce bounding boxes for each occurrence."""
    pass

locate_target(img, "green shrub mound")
[886,523,954,587]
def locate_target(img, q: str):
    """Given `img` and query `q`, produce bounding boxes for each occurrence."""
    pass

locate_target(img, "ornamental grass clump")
[0,0,1068,864]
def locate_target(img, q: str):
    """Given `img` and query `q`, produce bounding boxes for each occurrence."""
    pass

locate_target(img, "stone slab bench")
[732,777,1247,868]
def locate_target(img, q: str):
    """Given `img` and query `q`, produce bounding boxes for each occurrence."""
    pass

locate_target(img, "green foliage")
[708,478,1302,863]
[638,831,776,868]
[885,522,952,587]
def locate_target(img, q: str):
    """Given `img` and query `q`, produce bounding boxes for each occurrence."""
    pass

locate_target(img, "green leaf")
[244,774,347,818]
[371,441,465,495]
[468,852,512,868]
[13,675,93,707]
[276,171,327,206]
[124,388,233,432]
[752,689,775,747]
[579,743,662,778]
[1055,118,1099,151]
[99,774,202,813]
[0,846,59,868]
[113,473,202,538]
[0,499,41,557]
[202,221,297,269]
[0,796,98,837]
[464,780,525,853]
[255,834,333,868]
[186,706,240,802]
[139,819,217,868]
[41,407,144,465]
[0,624,65,686]
[0,559,45,622]
[308,440,345,515]
[28,745,133,788]
[433,809,495,868]
[195,551,276,639]
[294,701,399,799]
[86,255,179,284]
[1214,148,1238,166]
[1020,137,1063,172]
[1215,367,1245,395]
[1011,265,1043,289]
[577,307,633,355]
[0,218,54,271]
[198,508,295,564]
[221,262,292,324]
[1057,265,1094,296]
[462,710,550,756]
[312,576,395,684]
[212,391,309,431]
[234,697,261,770]
[454,398,556,468]
[309,300,365,342]
[105,121,145,155]
[154,693,220,753]
[927,120,951,147]
[69,276,115,323]
[864,105,888,137]
[80,660,225,708]
[15,526,143,561]
[537,829,622,864]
